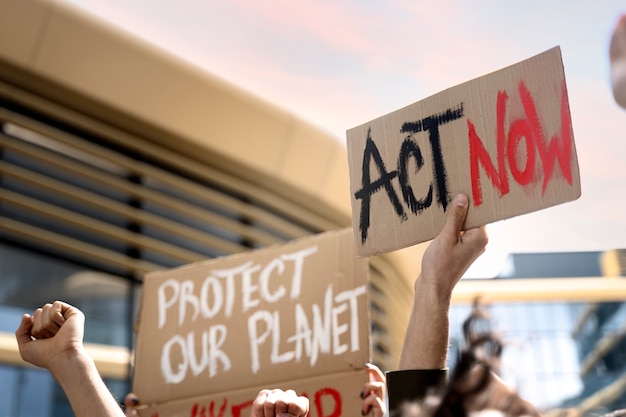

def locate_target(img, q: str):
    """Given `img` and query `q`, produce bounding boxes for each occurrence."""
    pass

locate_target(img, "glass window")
[0,242,134,347]
[0,364,127,417]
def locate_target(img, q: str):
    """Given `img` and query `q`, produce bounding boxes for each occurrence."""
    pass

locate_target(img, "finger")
[461,225,488,251]
[362,381,385,399]
[260,389,279,417]
[361,400,372,416]
[442,194,469,240]
[124,393,140,417]
[365,363,385,383]
[55,300,79,320]
[375,397,386,417]
[124,393,139,409]
[31,307,55,339]
[361,395,381,416]
[361,395,385,417]
[50,301,67,327]
[275,398,289,415]
[279,390,305,417]
[286,394,308,417]
[253,389,309,417]
[55,302,86,332]
[32,307,42,324]
[263,396,277,417]
[265,390,308,417]
[39,303,63,337]
[251,390,270,417]
[462,225,486,238]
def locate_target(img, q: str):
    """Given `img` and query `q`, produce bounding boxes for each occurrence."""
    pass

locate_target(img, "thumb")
[15,314,33,351]
[442,194,469,238]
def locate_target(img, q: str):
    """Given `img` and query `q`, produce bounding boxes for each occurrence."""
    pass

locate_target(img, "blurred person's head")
[610,14,626,108]
[395,299,539,417]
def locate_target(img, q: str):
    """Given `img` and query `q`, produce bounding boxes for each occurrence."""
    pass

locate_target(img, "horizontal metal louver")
[0,87,327,279]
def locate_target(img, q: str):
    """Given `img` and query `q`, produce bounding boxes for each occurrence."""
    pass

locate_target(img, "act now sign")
[347,46,581,257]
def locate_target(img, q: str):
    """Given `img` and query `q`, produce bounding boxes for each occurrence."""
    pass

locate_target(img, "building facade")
[449,250,626,414]
[0,0,424,415]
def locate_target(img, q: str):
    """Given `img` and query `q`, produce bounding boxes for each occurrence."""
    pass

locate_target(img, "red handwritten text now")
[468,80,573,206]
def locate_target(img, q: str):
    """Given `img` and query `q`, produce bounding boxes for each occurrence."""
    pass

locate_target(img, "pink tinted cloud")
[227,0,391,57]
[224,0,476,74]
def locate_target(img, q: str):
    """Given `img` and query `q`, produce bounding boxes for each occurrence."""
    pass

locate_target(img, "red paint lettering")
[231,400,253,417]
[507,117,535,185]
[189,399,228,417]
[468,80,573,206]
[314,388,342,417]
[211,398,228,417]
[468,90,509,206]
[520,80,573,192]
[179,387,344,417]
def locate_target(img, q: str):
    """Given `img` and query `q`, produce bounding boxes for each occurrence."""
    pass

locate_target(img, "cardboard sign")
[133,229,370,415]
[347,46,580,257]
[136,370,364,417]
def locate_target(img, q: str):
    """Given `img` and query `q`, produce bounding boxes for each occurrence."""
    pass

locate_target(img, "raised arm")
[399,193,488,370]
[15,301,125,417]
[386,194,487,414]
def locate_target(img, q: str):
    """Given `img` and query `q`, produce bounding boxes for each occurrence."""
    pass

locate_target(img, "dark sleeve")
[386,369,448,417]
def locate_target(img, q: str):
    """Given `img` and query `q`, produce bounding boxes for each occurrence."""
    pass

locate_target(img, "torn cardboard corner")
[136,369,368,417]
[133,228,370,408]
[346,45,581,258]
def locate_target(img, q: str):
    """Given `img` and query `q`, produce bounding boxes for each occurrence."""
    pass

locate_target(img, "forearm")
[389,275,451,414]
[398,274,452,370]
[49,349,124,417]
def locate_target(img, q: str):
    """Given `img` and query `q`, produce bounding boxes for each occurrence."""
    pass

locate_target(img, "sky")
[66,0,626,278]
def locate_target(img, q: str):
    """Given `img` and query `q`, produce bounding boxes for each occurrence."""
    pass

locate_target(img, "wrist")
[48,346,93,380]
[414,272,454,305]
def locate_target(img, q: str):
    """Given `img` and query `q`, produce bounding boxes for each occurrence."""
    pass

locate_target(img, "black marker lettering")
[401,103,464,213]
[355,104,464,245]
[398,136,432,214]
[354,129,406,244]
